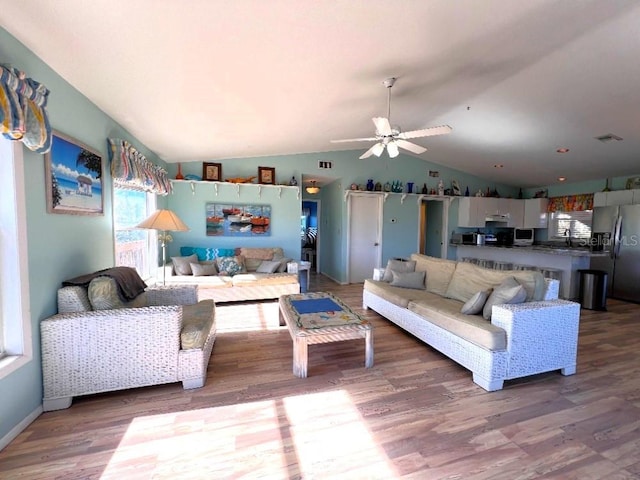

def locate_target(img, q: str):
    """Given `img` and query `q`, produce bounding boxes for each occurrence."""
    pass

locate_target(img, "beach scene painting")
[206,202,271,237]
[45,132,104,215]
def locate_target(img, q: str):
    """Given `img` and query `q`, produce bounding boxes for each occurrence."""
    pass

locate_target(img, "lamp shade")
[136,209,189,232]
[306,181,320,195]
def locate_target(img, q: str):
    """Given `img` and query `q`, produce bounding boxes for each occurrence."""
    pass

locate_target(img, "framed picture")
[44,131,104,216]
[206,202,271,237]
[258,166,276,185]
[203,162,222,181]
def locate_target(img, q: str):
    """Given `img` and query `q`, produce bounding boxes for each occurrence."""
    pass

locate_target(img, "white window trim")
[0,138,33,379]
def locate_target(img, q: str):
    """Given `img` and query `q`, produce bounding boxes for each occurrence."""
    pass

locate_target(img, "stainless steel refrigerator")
[590,204,640,302]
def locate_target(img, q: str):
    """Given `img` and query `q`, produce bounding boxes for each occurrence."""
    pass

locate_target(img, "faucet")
[564,228,572,247]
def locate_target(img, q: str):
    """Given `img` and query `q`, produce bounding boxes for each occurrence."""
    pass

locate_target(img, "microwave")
[513,228,534,246]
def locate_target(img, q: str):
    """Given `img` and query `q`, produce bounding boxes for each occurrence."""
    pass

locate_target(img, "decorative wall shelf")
[343,190,453,204]
[171,179,300,199]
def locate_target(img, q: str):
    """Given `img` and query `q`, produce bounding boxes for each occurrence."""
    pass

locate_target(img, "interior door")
[348,194,382,283]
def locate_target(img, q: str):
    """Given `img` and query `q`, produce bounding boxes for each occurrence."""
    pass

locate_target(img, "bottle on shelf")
[175,163,184,180]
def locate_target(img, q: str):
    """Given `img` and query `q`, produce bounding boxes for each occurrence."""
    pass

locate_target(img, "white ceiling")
[2,0,640,188]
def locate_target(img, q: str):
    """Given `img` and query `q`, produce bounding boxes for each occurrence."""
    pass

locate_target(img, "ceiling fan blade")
[373,117,392,136]
[395,139,427,154]
[387,141,400,158]
[359,143,385,159]
[398,125,453,139]
[331,136,378,143]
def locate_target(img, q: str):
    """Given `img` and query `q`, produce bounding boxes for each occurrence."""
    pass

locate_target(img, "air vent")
[318,160,332,169]
[595,133,623,143]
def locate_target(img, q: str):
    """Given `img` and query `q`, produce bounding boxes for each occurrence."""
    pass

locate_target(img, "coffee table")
[279,291,374,378]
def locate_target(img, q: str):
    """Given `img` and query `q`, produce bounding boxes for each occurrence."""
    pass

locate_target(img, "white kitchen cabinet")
[501,198,524,227]
[523,198,548,228]
[593,190,634,207]
[458,197,524,228]
[458,197,484,227]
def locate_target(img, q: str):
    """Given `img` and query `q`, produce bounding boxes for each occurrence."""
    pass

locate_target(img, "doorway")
[347,193,382,283]
[419,199,450,259]
[301,200,320,273]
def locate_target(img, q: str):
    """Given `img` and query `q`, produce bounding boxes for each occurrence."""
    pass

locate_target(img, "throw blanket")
[62,266,147,302]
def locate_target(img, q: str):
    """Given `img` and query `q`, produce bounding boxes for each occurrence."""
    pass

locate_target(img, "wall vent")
[318,160,332,169]
[595,133,623,143]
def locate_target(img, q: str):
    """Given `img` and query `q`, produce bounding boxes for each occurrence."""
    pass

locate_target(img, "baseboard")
[320,272,348,285]
[0,404,42,452]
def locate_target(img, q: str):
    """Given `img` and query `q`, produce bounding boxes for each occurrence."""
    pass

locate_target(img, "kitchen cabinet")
[593,190,634,207]
[457,197,523,228]
[500,198,524,228]
[523,198,548,228]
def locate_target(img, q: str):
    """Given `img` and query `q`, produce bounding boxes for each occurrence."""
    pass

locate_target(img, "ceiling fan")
[331,77,452,159]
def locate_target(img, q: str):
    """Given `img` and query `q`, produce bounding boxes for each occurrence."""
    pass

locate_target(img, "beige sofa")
[363,253,581,391]
[41,283,215,411]
[164,246,300,302]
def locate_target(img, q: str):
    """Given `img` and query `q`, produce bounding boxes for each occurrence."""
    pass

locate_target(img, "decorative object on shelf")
[350,183,358,190]
[465,186,470,196]
[359,184,366,190]
[203,162,222,181]
[421,183,428,194]
[289,176,298,186]
[533,189,548,198]
[45,131,104,216]
[603,178,611,192]
[226,176,256,183]
[366,179,374,191]
[258,166,276,185]
[437,179,444,196]
[476,189,484,197]
[184,174,201,181]
[374,182,382,191]
[451,180,461,196]
[384,182,392,192]
[391,180,403,193]
[305,181,320,194]
[625,177,640,190]
[136,209,189,285]
[407,182,414,193]
[206,202,271,237]
[175,163,184,180]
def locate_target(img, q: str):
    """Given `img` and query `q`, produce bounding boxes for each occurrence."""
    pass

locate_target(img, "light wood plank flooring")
[1,274,640,479]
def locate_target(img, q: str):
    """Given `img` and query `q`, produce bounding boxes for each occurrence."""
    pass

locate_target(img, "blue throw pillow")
[180,246,235,261]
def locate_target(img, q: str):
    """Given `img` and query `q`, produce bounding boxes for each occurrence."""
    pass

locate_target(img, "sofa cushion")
[410,254,457,296]
[482,277,527,320]
[87,277,148,310]
[364,279,435,308]
[461,289,492,315]
[256,260,281,273]
[231,272,299,287]
[216,255,247,276]
[382,259,416,282]
[390,270,426,290]
[191,262,218,276]
[180,300,215,350]
[444,262,545,303]
[407,297,507,351]
[171,254,199,275]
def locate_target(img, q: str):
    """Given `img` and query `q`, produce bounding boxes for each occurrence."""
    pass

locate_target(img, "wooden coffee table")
[279,291,373,378]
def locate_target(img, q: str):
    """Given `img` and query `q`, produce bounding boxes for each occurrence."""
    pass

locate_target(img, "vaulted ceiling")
[2,1,640,187]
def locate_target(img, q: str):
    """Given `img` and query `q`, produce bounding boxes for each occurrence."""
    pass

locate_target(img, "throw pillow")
[171,254,198,275]
[87,277,148,310]
[190,262,218,276]
[275,257,293,273]
[256,260,281,273]
[180,246,236,261]
[461,288,493,315]
[216,255,246,276]
[382,259,417,282]
[482,277,527,320]
[389,270,426,290]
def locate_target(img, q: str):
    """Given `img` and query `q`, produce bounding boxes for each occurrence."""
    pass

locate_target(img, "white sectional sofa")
[363,253,581,391]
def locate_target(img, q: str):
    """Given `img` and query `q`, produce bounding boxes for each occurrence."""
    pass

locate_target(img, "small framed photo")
[258,166,276,185]
[45,131,104,216]
[203,162,222,181]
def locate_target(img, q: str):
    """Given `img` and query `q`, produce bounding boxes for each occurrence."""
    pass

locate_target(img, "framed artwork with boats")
[206,202,271,236]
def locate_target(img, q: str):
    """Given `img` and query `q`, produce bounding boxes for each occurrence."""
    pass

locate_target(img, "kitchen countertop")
[452,244,608,257]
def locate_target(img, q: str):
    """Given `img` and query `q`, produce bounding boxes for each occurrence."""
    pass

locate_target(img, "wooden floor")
[2,274,640,479]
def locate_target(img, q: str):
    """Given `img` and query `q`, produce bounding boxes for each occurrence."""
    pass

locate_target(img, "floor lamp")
[136,209,189,285]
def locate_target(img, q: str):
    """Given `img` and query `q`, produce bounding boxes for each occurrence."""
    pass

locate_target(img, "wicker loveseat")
[363,253,581,391]
[164,246,300,303]
[41,283,216,411]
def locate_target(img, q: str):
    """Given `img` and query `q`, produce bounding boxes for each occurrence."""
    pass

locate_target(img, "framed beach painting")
[44,131,104,215]
[206,202,271,237]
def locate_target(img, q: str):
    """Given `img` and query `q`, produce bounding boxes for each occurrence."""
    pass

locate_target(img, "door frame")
[301,198,321,274]
[346,192,383,283]
[418,197,451,259]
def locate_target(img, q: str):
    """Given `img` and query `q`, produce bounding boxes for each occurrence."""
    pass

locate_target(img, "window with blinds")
[549,210,593,239]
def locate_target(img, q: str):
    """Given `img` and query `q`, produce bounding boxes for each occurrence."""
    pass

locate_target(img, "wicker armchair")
[41,285,216,411]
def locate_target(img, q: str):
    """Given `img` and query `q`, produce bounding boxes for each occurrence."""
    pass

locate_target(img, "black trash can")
[578,269,608,310]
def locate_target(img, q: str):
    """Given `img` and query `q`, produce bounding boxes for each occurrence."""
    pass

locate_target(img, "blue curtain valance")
[108,138,172,195]
[0,64,52,153]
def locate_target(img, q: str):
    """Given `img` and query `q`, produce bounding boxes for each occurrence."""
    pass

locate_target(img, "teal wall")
[0,28,165,442]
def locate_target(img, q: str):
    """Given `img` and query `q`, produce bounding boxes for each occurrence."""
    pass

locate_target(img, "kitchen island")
[454,244,607,300]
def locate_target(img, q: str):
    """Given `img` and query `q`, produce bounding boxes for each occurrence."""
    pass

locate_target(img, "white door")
[348,194,382,283]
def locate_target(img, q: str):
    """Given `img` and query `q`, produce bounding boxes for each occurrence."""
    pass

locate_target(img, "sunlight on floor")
[215,301,282,333]
[101,390,398,479]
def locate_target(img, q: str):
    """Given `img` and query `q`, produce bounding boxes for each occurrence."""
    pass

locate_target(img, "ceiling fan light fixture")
[305,181,320,194]
[387,141,399,158]
[372,143,385,157]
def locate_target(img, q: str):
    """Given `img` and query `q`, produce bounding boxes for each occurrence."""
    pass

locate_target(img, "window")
[0,137,32,377]
[549,210,593,240]
[113,187,157,280]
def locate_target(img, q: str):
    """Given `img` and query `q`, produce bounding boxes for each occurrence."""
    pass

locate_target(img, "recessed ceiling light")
[558,177,566,182]
[493,164,503,168]
[556,148,570,153]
